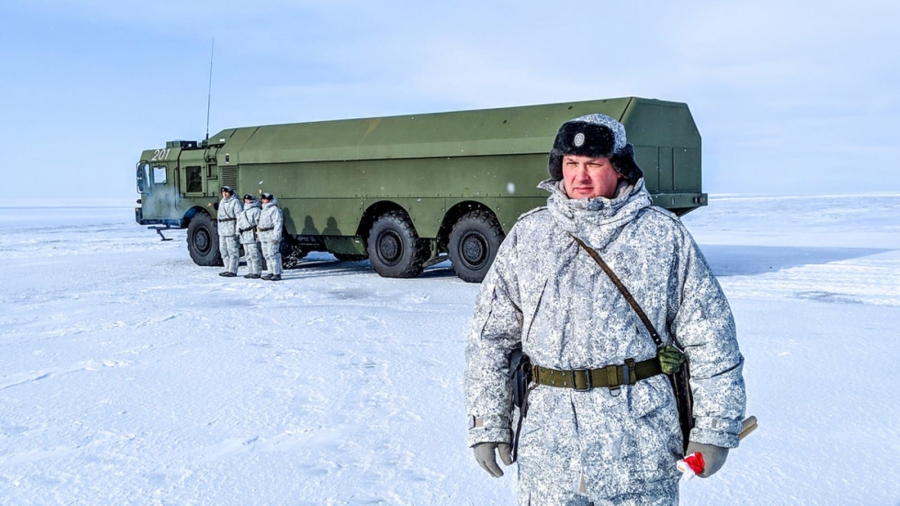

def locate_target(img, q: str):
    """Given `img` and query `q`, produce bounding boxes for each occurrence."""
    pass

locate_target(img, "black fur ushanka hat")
[548,114,643,184]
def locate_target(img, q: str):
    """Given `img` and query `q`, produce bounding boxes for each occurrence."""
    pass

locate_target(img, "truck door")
[177,147,219,199]
[204,146,220,196]
[140,148,181,225]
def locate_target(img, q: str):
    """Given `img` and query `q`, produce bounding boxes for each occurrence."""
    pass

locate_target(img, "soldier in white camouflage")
[258,193,284,281]
[238,194,263,279]
[216,186,243,277]
[465,114,746,505]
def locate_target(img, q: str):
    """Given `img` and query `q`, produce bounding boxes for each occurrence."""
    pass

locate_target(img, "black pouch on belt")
[508,345,532,462]
[509,346,531,413]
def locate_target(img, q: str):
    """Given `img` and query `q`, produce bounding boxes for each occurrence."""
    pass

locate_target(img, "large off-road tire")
[366,211,429,278]
[186,213,222,266]
[448,210,505,283]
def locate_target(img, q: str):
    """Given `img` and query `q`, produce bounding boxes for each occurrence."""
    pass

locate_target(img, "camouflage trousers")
[517,480,678,506]
[262,240,282,275]
[243,242,262,275]
[219,235,240,274]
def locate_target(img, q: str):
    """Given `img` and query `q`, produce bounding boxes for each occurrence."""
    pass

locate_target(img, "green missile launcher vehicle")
[135,97,707,282]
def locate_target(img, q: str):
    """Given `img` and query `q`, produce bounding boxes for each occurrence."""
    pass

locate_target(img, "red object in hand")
[679,452,706,476]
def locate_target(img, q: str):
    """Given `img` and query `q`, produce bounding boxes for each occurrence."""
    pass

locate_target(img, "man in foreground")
[465,114,746,504]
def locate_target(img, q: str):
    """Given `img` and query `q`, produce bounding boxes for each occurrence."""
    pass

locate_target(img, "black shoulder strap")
[569,233,663,348]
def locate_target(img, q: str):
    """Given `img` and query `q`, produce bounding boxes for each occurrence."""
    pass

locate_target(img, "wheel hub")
[195,229,210,253]
[378,231,403,265]
[461,232,487,266]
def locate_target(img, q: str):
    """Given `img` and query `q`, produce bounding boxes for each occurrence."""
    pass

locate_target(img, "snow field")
[1,196,899,505]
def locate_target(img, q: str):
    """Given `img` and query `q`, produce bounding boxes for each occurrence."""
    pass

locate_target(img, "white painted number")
[151,149,171,161]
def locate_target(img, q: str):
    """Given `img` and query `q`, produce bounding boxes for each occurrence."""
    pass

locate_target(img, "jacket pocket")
[619,379,682,486]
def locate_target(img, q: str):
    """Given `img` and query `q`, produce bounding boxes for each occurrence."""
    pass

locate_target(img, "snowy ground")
[1,195,899,505]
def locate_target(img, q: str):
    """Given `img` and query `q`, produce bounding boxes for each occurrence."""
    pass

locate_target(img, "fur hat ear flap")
[609,143,643,184]
[548,151,564,181]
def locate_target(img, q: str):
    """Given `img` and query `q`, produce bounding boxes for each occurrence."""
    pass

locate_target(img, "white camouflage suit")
[465,178,746,505]
[258,197,284,276]
[237,198,262,275]
[217,193,243,274]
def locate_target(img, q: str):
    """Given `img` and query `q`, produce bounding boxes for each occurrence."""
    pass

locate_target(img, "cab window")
[186,166,203,193]
[152,166,167,184]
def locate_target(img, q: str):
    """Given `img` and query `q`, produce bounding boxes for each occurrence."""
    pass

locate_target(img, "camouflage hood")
[539,177,653,251]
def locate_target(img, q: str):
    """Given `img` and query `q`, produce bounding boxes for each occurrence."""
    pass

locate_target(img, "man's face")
[244,198,253,205]
[562,154,622,200]
[222,191,230,199]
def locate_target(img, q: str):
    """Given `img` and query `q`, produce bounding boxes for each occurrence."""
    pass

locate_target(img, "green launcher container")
[135,97,706,282]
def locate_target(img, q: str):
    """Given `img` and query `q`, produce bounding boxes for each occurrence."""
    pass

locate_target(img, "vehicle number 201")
[150,149,171,161]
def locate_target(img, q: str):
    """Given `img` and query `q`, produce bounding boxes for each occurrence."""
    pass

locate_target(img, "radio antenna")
[205,37,215,141]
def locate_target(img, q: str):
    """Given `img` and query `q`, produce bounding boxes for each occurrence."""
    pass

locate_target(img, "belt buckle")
[572,369,591,391]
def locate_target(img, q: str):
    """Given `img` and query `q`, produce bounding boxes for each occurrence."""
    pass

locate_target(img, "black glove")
[685,441,729,478]
[473,442,513,478]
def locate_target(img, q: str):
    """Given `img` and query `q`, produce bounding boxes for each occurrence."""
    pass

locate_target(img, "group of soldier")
[215,186,284,281]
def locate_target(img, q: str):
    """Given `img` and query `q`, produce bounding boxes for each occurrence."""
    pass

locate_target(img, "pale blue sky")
[1,0,897,200]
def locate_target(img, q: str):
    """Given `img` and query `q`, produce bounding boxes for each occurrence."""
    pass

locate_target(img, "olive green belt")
[532,358,662,391]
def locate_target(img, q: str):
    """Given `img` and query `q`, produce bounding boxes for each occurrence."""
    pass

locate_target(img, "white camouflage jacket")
[464,179,746,500]
[216,194,243,237]
[237,200,261,244]
[258,198,283,243]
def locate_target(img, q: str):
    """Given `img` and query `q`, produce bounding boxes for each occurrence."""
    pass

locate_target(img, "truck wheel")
[448,210,505,283]
[366,211,428,278]
[186,213,222,266]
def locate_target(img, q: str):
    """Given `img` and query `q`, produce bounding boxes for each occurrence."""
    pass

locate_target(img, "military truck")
[135,97,707,282]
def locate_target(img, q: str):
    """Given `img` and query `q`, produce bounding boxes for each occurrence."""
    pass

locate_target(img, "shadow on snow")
[699,245,892,277]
